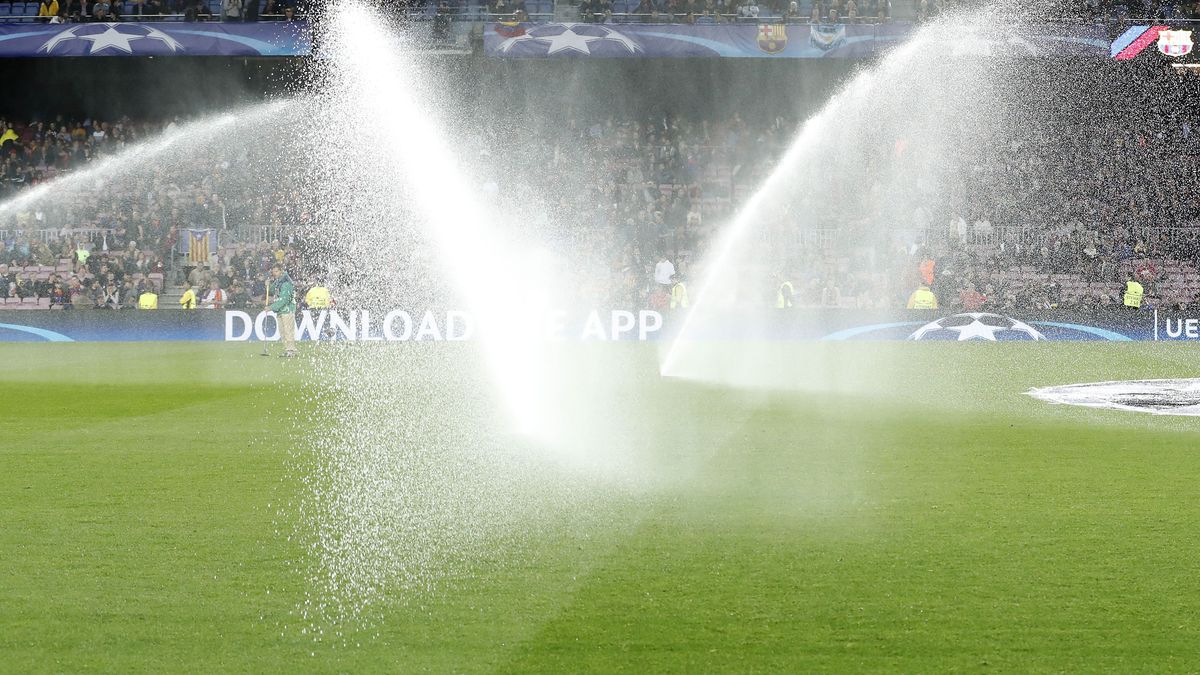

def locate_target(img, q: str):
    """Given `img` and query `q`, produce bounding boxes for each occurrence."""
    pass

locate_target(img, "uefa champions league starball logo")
[39,23,184,55]
[909,312,1046,341]
[1029,379,1200,416]
[496,23,641,56]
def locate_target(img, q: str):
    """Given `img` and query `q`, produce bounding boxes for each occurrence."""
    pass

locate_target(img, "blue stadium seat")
[0,5,10,16]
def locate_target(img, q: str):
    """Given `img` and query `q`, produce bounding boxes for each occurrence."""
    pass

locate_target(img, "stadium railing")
[0,0,556,22]
[0,227,115,244]
[404,10,555,22]
[592,13,891,22]
[936,225,1200,250]
[0,0,307,22]
[590,12,1200,24]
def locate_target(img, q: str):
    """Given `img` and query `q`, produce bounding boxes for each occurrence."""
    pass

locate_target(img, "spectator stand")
[1,226,169,309]
[0,0,305,23]
[0,0,557,23]
[413,0,556,22]
[590,0,892,24]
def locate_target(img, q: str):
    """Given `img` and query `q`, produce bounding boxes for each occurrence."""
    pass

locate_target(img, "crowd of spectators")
[584,0,891,23]
[13,0,1199,24]
[917,0,1200,21]
[0,234,166,307]
[11,0,300,23]
[179,239,331,311]
[586,0,1200,24]
[525,64,1200,313]
[0,111,310,310]
[5,62,1200,314]
[0,232,324,310]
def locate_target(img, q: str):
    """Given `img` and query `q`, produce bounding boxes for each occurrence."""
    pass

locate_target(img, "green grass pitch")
[3,341,1200,672]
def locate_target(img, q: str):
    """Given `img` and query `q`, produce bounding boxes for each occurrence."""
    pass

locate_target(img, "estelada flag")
[188,229,210,263]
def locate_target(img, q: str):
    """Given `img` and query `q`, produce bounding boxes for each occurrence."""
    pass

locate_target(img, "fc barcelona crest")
[757,24,787,55]
[1158,29,1193,57]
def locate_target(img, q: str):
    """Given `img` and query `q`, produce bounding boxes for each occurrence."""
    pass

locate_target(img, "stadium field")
[3,341,1200,672]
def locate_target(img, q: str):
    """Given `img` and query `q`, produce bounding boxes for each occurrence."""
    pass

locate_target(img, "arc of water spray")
[659,37,928,378]
[0,102,288,216]
[322,5,551,435]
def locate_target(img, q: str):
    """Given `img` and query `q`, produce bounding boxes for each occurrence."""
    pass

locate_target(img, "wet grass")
[2,341,1200,671]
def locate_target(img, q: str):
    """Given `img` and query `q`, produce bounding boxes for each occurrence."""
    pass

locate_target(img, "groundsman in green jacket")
[268,266,298,357]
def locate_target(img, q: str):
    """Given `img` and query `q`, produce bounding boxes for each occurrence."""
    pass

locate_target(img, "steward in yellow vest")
[305,285,332,309]
[670,277,688,309]
[1123,278,1144,308]
[137,291,158,310]
[776,279,795,309]
[906,285,938,309]
[179,287,197,309]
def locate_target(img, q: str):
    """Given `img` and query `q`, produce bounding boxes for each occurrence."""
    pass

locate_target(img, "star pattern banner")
[0,21,311,57]
[484,22,1112,59]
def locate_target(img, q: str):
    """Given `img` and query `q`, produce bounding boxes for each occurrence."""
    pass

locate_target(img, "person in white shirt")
[654,254,676,286]
[201,280,227,309]
[950,213,968,238]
